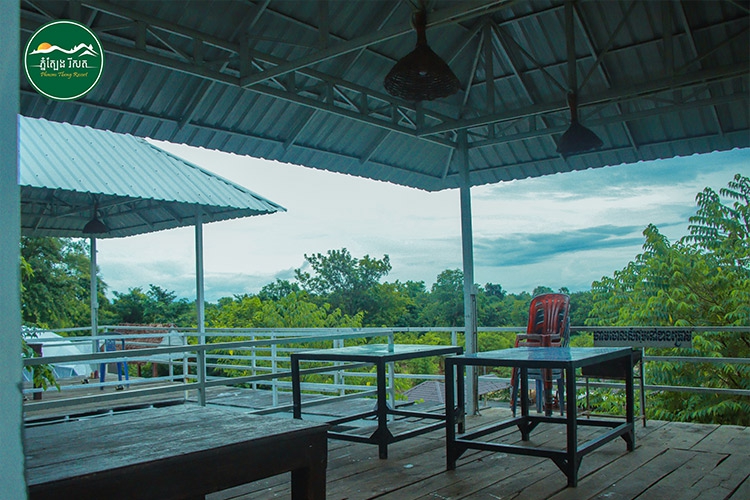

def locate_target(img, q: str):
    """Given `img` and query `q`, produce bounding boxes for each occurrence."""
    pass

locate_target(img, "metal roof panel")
[19,116,284,238]
[18,0,749,192]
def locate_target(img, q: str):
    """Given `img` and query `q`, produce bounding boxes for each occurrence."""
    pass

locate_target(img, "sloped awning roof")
[19,116,285,239]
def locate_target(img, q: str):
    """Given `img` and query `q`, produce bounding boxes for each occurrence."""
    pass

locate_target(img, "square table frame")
[445,347,636,486]
[292,343,463,459]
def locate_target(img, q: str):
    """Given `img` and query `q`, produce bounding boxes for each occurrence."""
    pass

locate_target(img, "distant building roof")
[19,116,285,239]
[402,375,509,404]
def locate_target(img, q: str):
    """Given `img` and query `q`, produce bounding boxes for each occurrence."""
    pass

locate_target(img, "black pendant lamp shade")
[82,204,108,235]
[556,92,603,157]
[384,9,460,102]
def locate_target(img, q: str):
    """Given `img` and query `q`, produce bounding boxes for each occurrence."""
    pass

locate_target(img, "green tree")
[589,174,750,425]
[256,292,363,329]
[569,290,593,327]
[295,248,391,324]
[207,291,363,380]
[532,285,555,297]
[21,237,106,329]
[109,285,193,325]
[206,294,263,328]
[386,280,429,327]
[419,269,464,327]
[257,279,301,301]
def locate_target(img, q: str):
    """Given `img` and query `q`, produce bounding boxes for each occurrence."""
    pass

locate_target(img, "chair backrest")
[526,293,570,346]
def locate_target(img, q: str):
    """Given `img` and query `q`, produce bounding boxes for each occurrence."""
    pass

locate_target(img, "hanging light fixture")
[384,4,460,102]
[82,204,108,235]
[556,0,602,157]
[556,92,603,157]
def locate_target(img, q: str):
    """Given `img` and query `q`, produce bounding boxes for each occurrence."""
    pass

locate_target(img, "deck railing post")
[387,331,395,415]
[272,333,278,407]
[251,333,258,390]
[334,338,345,396]
[182,333,189,400]
[197,344,206,406]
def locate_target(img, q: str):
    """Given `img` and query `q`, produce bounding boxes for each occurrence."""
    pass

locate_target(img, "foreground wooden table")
[446,347,636,487]
[25,404,328,499]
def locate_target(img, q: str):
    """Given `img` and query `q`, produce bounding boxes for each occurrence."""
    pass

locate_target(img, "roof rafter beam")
[469,92,746,150]
[674,0,725,135]
[239,0,513,87]
[22,4,462,138]
[493,20,568,95]
[573,1,640,154]
[578,0,638,92]
[490,19,557,146]
[359,130,390,164]
[24,15,458,148]
[457,26,487,119]
[418,63,748,137]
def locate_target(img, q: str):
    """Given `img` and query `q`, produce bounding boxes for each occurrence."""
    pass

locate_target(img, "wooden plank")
[635,420,717,451]
[27,406,324,478]
[236,418,747,500]
[26,406,329,500]
[581,449,701,500]
[442,424,611,499]
[390,416,598,500]
[691,425,749,455]
[547,421,712,500]
[641,451,745,500]
[729,473,750,500]
[246,410,520,500]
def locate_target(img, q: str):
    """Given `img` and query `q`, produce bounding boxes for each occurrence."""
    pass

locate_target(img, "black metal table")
[445,347,636,486]
[291,343,462,459]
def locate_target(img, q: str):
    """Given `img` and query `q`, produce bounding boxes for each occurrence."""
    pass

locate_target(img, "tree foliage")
[295,248,391,323]
[21,237,105,329]
[109,285,193,325]
[589,174,750,425]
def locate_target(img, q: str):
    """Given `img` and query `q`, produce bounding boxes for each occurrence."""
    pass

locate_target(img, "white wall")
[0,1,26,498]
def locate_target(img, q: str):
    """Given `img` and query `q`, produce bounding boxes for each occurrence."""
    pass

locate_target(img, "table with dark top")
[25,404,329,500]
[445,347,636,487]
[291,343,463,459]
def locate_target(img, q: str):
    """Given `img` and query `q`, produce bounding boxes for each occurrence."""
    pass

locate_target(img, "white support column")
[458,132,479,415]
[195,213,206,405]
[0,1,26,497]
[90,238,99,339]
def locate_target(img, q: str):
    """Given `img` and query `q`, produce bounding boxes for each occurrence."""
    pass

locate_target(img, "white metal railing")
[21,325,750,417]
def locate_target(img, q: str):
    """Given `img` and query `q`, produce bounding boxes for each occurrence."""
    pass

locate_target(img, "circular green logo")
[24,20,104,101]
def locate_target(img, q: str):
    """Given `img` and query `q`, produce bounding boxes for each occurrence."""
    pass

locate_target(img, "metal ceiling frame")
[20,0,748,164]
[22,0,748,162]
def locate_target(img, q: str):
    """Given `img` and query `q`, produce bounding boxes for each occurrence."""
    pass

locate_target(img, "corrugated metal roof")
[18,1,749,191]
[19,116,285,238]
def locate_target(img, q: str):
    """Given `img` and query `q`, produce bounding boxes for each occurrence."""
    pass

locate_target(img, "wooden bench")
[25,404,328,499]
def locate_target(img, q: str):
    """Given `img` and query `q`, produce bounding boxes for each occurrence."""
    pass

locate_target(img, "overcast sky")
[95,144,748,302]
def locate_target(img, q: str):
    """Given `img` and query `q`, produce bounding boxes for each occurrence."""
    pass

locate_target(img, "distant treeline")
[20,174,750,425]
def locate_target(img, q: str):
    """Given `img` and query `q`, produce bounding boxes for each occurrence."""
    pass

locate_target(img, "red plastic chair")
[510,293,570,416]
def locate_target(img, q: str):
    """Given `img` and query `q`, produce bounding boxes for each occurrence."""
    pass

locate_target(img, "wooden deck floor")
[24,385,749,500]
[209,407,749,500]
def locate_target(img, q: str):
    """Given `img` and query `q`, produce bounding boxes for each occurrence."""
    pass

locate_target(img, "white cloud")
[95,144,749,301]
